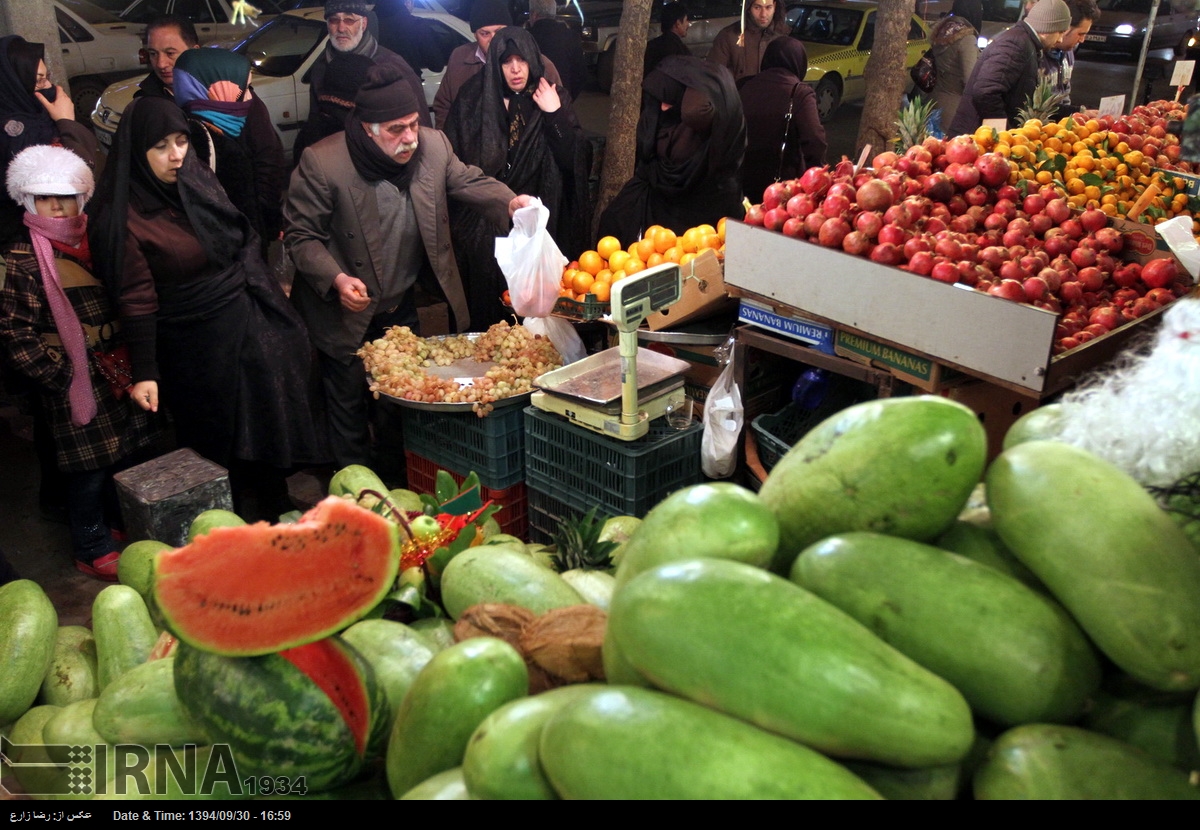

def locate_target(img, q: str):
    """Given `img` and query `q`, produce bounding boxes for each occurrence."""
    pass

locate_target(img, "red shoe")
[76,551,120,582]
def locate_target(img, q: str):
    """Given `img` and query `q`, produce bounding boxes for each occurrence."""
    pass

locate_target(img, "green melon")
[0,580,58,726]
[38,625,98,707]
[758,396,987,574]
[174,636,384,794]
[154,496,400,656]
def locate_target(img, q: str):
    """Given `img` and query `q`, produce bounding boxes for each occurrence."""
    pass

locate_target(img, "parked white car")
[116,0,287,45]
[91,6,473,153]
[56,0,147,117]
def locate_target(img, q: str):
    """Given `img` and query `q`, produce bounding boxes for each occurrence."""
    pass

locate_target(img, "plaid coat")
[0,242,160,471]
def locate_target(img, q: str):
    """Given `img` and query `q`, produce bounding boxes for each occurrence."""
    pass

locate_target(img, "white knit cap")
[1025,0,1072,34]
[5,144,94,215]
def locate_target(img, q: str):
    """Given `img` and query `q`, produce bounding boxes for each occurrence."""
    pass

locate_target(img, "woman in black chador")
[598,55,746,243]
[443,25,591,329]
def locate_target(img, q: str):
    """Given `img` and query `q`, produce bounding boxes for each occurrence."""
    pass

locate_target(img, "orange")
[643,224,664,240]
[680,228,701,254]
[646,251,665,267]
[652,227,677,254]
[578,250,604,276]
[571,270,595,295]
[717,217,727,240]
[596,235,622,261]
[595,268,613,284]
[590,279,612,302]
[607,249,630,273]
[663,245,682,263]
[634,237,656,261]
[624,258,646,275]
[680,251,698,267]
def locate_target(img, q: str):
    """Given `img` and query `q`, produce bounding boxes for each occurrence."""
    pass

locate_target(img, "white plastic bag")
[524,315,586,364]
[701,343,743,479]
[494,198,566,318]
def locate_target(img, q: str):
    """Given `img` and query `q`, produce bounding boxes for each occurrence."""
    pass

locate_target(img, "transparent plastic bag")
[701,340,743,478]
[494,198,566,318]
[524,315,586,364]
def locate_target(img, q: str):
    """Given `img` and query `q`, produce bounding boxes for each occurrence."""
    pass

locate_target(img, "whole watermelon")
[174,636,386,793]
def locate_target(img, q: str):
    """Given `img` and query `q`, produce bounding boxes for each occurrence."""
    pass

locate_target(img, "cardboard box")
[645,248,734,330]
[940,379,1040,462]
[833,329,949,392]
[737,299,837,355]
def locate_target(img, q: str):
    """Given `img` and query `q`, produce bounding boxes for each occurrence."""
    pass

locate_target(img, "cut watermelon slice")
[154,496,400,656]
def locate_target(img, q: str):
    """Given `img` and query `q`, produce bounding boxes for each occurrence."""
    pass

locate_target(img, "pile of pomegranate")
[742,135,1192,355]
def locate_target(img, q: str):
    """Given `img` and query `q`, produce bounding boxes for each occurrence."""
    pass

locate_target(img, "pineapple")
[894,95,937,152]
[549,507,618,573]
[1018,72,1068,126]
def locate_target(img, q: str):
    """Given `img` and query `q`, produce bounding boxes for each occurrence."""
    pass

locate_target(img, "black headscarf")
[761,35,808,79]
[0,36,56,158]
[476,26,546,178]
[90,97,258,302]
[951,0,984,34]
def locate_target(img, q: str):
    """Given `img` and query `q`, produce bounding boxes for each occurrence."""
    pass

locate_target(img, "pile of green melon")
[3,394,1200,799]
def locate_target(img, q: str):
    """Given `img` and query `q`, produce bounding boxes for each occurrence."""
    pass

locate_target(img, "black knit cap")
[325,0,368,18]
[355,62,422,123]
[470,0,512,31]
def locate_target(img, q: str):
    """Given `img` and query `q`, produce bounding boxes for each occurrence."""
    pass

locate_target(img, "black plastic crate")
[750,378,878,473]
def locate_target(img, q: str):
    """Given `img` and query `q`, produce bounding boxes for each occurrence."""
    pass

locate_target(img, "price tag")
[1171,60,1196,88]
[1098,95,1125,117]
[982,118,1007,131]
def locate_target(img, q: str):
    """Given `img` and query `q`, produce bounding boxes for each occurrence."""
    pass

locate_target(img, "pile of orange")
[972,106,1198,229]
[559,220,727,303]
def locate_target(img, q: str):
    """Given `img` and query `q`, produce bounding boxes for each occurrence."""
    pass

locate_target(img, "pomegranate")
[855,179,894,212]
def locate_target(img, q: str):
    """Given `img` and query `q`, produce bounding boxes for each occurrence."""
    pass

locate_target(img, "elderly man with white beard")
[284,64,533,469]
[296,0,429,164]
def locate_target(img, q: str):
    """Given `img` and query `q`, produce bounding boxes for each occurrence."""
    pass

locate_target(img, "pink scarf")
[23,211,96,426]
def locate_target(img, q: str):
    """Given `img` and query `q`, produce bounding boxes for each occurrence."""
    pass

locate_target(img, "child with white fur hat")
[1,144,160,580]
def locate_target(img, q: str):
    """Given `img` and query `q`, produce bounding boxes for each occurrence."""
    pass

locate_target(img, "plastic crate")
[400,403,525,489]
[523,407,703,519]
[525,485,620,545]
[405,451,528,541]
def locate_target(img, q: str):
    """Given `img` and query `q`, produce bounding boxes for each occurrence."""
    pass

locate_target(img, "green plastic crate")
[523,407,702,520]
[400,403,525,489]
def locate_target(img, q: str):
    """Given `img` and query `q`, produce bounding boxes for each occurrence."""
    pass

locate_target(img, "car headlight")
[581,25,595,41]
[1114,23,1136,34]
[977,34,990,48]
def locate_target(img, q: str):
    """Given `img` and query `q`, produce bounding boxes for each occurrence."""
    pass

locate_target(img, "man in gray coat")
[285,63,533,467]
[949,0,1072,135]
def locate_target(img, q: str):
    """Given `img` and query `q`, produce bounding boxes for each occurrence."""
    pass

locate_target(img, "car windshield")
[791,7,865,46]
[234,14,326,77]
[58,0,125,24]
[1095,0,1157,11]
[981,0,1025,23]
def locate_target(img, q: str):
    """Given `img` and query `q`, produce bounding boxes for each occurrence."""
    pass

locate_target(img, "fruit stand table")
[723,220,1176,400]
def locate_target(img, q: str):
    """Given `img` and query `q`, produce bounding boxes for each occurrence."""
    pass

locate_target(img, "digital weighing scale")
[531,263,689,440]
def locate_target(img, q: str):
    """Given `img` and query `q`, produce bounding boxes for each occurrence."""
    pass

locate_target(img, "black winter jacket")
[949,21,1042,136]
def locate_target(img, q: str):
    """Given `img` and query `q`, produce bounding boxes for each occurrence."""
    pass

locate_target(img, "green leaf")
[1081,172,1105,187]
[434,470,458,504]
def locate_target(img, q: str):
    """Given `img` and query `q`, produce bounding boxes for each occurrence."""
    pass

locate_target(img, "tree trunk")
[855,0,917,158]
[594,0,655,236]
